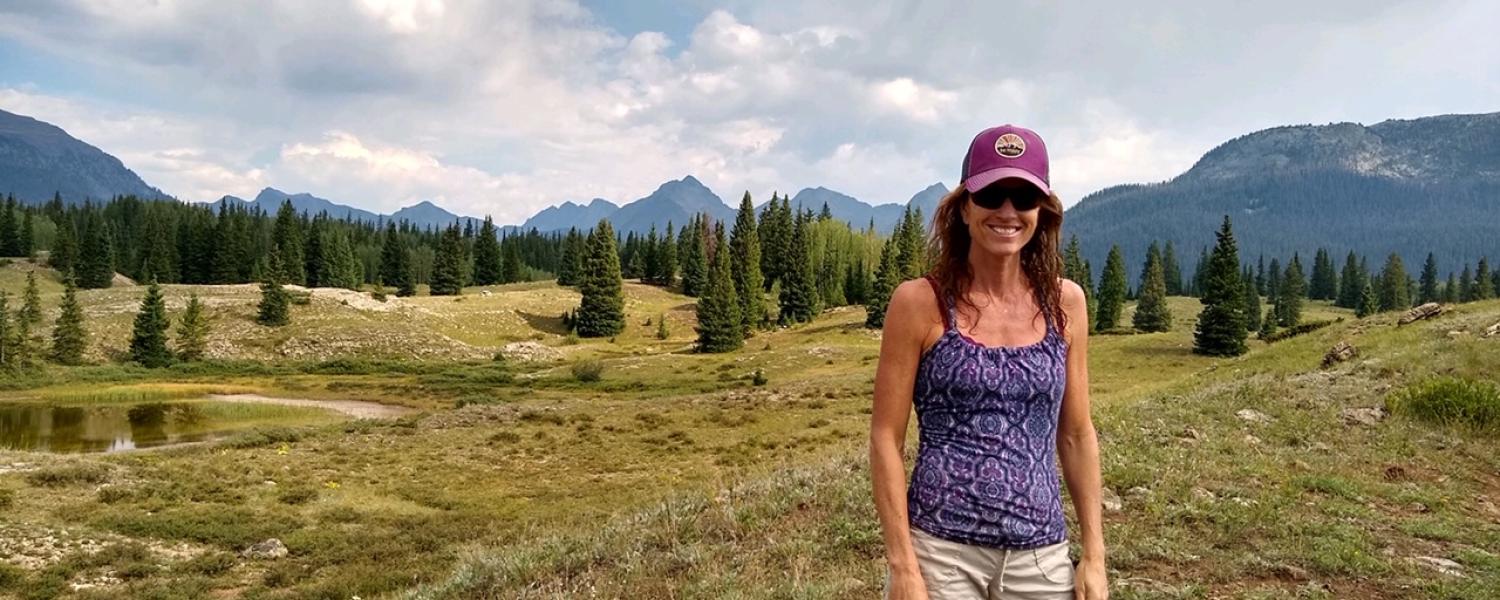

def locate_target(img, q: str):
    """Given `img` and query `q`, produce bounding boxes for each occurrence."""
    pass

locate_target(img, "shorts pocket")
[909,527,962,589]
[1033,542,1074,585]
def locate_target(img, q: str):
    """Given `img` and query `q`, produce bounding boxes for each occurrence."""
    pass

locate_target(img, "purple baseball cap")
[960,124,1050,196]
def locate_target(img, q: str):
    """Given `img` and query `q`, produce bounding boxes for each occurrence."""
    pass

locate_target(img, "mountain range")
[4,106,1496,278]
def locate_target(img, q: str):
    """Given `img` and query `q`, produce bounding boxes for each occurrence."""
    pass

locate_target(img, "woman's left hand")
[1073,557,1107,600]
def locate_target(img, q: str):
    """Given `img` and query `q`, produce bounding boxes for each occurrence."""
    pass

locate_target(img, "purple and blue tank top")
[907,276,1070,549]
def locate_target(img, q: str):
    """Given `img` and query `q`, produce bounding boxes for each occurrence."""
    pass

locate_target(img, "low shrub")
[278,486,320,505]
[571,359,604,382]
[25,463,110,487]
[1386,376,1500,433]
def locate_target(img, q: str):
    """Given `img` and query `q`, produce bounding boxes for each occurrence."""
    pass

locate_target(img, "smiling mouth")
[986,224,1022,236]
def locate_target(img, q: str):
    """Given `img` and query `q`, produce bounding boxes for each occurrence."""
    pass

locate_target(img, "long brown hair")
[925,186,1069,337]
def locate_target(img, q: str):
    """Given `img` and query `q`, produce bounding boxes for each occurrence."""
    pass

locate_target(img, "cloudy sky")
[2,0,1497,224]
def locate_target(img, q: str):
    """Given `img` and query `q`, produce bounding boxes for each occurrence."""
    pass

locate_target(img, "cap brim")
[962,167,1050,197]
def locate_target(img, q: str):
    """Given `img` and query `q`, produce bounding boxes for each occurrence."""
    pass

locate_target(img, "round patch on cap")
[994,133,1026,158]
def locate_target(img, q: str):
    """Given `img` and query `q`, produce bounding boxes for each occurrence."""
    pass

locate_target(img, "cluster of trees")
[0,194,564,294]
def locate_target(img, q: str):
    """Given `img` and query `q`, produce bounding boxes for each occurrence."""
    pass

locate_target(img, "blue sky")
[2,0,1497,224]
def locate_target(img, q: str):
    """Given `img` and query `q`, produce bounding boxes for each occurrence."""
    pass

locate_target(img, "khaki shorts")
[884,527,1075,600]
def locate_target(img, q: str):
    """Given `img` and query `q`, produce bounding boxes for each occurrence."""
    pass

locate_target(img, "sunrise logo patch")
[994,133,1026,158]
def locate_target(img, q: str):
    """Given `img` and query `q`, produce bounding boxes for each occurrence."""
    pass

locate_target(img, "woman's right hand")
[886,570,931,600]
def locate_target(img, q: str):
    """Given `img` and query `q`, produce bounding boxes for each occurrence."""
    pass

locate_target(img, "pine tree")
[1475,257,1493,301]
[779,210,819,325]
[19,209,34,258]
[128,280,173,367]
[379,222,416,297]
[1193,216,1247,357]
[865,236,901,329]
[1190,247,1209,297]
[1063,236,1096,329]
[1162,240,1183,296]
[1265,258,1281,305]
[257,252,291,327]
[1356,281,1378,317]
[1132,242,1171,332]
[0,196,17,256]
[20,271,42,327]
[1096,245,1127,330]
[502,239,525,284]
[557,228,585,286]
[898,206,927,279]
[1459,264,1474,302]
[1242,268,1262,334]
[1442,272,1459,304]
[658,222,677,287]
[0,292,10,367]
[1378,253,1411,311]
[50,215,78,275]
[322,228,361,289]
[1419,253,1440,304]
[680,215,710,297]
[50,273,88,365]
[1337,251,1363,308]
[696,223,743,352]
[575,220,625,337]
[176,292,209,362]
[1258,306,1277,339]
[1255,255,1267,296]
[1309,248,1338,300]
[430,223,465,295]
[845,255,872,306]
[78,208,115,289]
[730,192,765,333]
[1276,254,1305,328]
[643,225,662,284]
[759,194,791,289]
[272,201,306,285]
[472,217,503,285]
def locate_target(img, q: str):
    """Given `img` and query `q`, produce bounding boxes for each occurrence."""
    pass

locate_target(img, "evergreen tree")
[78,209,115,289]
[1265,258,1281,305]
[1275,254,1305,328]
[176,292,209,362]
[759,194,791,289]
[1442,272,1459,304]
[865,236,901,329]
[19,271,42,328]
[303,217,326,287]
[1378,253,1411,311]
[1475,257,1493,301]
[1255,255,1267,296]
[1162,240,1183,296]
[430,224,466,295]
[643,225,662,284]
[898,206,927,279]
[0,196,16,256]
[502,239,524,284]
[379,222,416,297]
[1243,268,1262,334]
[128,280,173,367]
[1258,306,1277,339]
[1492,268,1500,300]
[19,209,34,258]
[658,222,677,287]
[680,215,709,297]
[472,217,503,285]
[1337,251,1363,308]
[1459,264,1474,302]
[321,228,361,289]
[696,223,743,352]
[1309,248,1338,300]
[1096,245,1127,330]
[0,293,10,367]
[845,255,872,306]
[779,210,819,324]
[257,252,291,327]
[1063,236,1096,330]
[575,220,625,337]
[50,216,78,275]
[1356,281,1378,317]
[730,192,765,333]
[50,273,87,365]
[1190,247,1209,297]
[557,227,585,286]
[1132,242,1172,332]
[271,201,306,285]
[1419,253,1440,304]
[1193,216,1248,357]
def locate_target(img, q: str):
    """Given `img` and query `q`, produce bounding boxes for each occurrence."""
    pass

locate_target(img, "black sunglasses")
[971,183,1044,211]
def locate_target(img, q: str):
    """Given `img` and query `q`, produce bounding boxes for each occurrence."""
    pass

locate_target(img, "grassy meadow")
[0,259,1496,599]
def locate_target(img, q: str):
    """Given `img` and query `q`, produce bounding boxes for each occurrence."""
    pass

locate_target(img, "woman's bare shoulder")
[887,278,943,329]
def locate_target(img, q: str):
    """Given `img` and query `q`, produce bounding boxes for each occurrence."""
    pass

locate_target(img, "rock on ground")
[1236,409,1273,424]
[1398,302,1443,325]
[1341,406,1387,427]
[1321,341,1357,368]
[243,538,288,560]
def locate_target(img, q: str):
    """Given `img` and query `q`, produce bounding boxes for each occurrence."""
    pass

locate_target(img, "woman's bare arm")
[870,279,942,578]
[1057,278,1106,563]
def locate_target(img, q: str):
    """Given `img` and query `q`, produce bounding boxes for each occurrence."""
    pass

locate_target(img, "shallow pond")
[0,401,335,453]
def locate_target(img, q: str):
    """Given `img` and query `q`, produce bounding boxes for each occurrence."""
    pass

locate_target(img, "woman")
[870,125,1107,600]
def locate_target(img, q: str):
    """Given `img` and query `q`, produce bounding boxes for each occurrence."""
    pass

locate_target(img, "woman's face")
[962,179,1042,257]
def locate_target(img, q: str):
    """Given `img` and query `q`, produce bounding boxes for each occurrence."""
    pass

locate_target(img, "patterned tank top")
[907,276,1070,549]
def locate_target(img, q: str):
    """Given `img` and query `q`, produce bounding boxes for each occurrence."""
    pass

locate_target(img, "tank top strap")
[924,275,954,331]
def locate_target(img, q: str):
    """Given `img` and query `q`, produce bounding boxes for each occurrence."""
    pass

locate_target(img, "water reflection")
[0,403,218,453]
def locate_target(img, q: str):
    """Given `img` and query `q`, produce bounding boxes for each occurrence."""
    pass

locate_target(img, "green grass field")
[0,259,1496,599]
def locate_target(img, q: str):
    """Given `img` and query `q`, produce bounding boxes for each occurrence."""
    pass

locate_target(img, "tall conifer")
[575,220,625,337]
[1193,216,1248,356]
[50,273,87,365]
[1096,245,1127,330]
[696,223,743,352]
[731,192,765,333]
[128,280,173,367]
[1132,243,1171,332]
